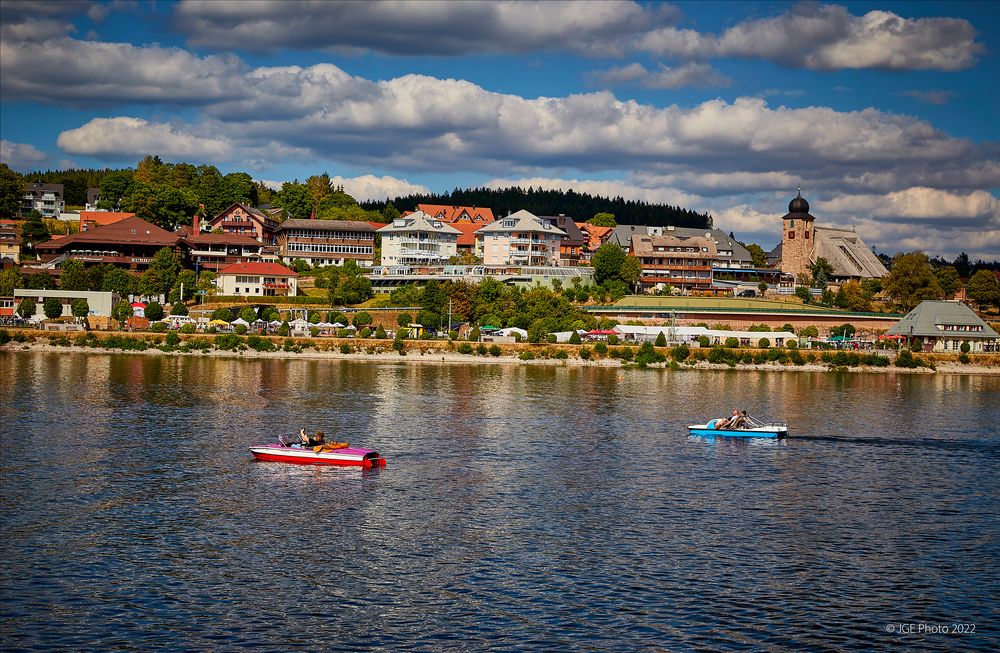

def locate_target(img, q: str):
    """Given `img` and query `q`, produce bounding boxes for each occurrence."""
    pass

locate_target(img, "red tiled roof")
[368,221,387,230]
[415,204,495,223]
[451,222,484,247]
[577,223,614,250]
[217,261,298,277]
[80,212,135,229]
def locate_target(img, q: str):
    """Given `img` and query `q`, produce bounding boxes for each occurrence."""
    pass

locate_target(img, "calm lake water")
[1,351,998,652]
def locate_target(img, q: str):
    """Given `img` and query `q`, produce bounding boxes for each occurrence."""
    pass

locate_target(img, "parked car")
[738,289,756,297]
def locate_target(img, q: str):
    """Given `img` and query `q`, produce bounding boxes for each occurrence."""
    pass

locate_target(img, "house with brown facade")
[206,202,280,246]
[276,219,378,267]
[538,215,587,265]
[630,232,717,292]
[35,216,182,271]
[183,232,264,272]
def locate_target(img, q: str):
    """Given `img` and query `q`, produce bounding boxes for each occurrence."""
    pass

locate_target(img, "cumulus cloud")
[822,187,1000,221]
[329,175,431,202]
[56,117,231,160]
[0,140,49,170]
[46,60,997,196]
[591,62,730,89]
[638,5,983,71]
[255,174,429,201]
[0,29,248,104]
[174,0,675,56]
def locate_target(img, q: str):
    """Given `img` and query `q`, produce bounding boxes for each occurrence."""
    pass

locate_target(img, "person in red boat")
[299,429,326,446]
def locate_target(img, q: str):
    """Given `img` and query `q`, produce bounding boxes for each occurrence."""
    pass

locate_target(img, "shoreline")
[4,339,999,376]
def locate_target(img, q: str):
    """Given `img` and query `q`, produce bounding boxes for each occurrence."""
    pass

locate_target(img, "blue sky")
[1,0,997,259]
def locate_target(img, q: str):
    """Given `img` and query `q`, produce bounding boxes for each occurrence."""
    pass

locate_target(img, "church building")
[776,190,887,282]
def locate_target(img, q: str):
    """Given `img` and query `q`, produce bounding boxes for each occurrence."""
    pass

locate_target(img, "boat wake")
[792,434,999,454]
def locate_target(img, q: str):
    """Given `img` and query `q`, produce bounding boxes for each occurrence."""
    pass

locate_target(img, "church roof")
[812,226,888,279]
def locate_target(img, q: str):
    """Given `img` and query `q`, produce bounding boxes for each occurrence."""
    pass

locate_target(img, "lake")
[1,352,997,651]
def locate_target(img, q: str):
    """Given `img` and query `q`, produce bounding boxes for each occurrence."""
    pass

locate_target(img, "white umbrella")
[269,320,282,326]
[331,322,345,328]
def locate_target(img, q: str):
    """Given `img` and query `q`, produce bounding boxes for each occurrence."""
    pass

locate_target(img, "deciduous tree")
[884,252,943,311]
[587,212,617,227]
[934,266,962,298]
[0,163,24,217]
[43,297,63,319]
[16,297,36,319]
[967,269,1000,310]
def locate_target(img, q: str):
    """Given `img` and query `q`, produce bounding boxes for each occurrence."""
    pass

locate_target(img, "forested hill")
[361,186,713,229]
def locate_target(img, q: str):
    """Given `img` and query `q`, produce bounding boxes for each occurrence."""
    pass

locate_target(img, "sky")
[0,0,997,260]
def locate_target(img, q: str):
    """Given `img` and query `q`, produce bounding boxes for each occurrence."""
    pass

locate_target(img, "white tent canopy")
[230,318,250,326]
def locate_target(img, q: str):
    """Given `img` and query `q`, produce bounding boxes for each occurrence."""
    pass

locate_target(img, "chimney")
[193,213,200,234]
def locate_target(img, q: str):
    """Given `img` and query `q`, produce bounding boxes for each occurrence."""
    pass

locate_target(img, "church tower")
[779,188,816,280]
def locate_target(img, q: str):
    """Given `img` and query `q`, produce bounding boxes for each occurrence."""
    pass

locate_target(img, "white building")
[12,289,117,321]
[216,262,298,297]
[476,210,565,267]
[885,300,999,353]
[613,324,798,347]
[377,211,460,266]
[22,183,65,218]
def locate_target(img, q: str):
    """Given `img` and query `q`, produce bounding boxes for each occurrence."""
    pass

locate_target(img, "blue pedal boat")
[688,418,788,439]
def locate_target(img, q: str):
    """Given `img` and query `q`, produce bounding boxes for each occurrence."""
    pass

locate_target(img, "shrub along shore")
[2,328,998,375]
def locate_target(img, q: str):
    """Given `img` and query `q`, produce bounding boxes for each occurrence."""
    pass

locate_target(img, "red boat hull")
[249,445,386,468]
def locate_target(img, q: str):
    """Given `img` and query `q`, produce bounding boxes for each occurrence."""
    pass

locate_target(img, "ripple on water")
[1,353,998,651]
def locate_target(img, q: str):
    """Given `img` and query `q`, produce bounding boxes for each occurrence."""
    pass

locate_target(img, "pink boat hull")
[249,444,387,468]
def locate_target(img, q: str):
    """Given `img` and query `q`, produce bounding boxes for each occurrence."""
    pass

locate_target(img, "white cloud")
[254,174,429,201]
[0,31,247,104]
[0,140,49,169]
[56,117,231,160]
[174,0,673,56]
[822,187,1000,220]
[329,175,431,202]
[638,5,983,71]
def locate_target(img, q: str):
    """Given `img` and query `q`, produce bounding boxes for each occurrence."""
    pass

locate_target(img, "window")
[804,230,810,240]
[789,231,795,239]
[789,219,794,228]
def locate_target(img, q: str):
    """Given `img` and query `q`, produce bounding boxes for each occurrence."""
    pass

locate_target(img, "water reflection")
[1,352,998,652]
